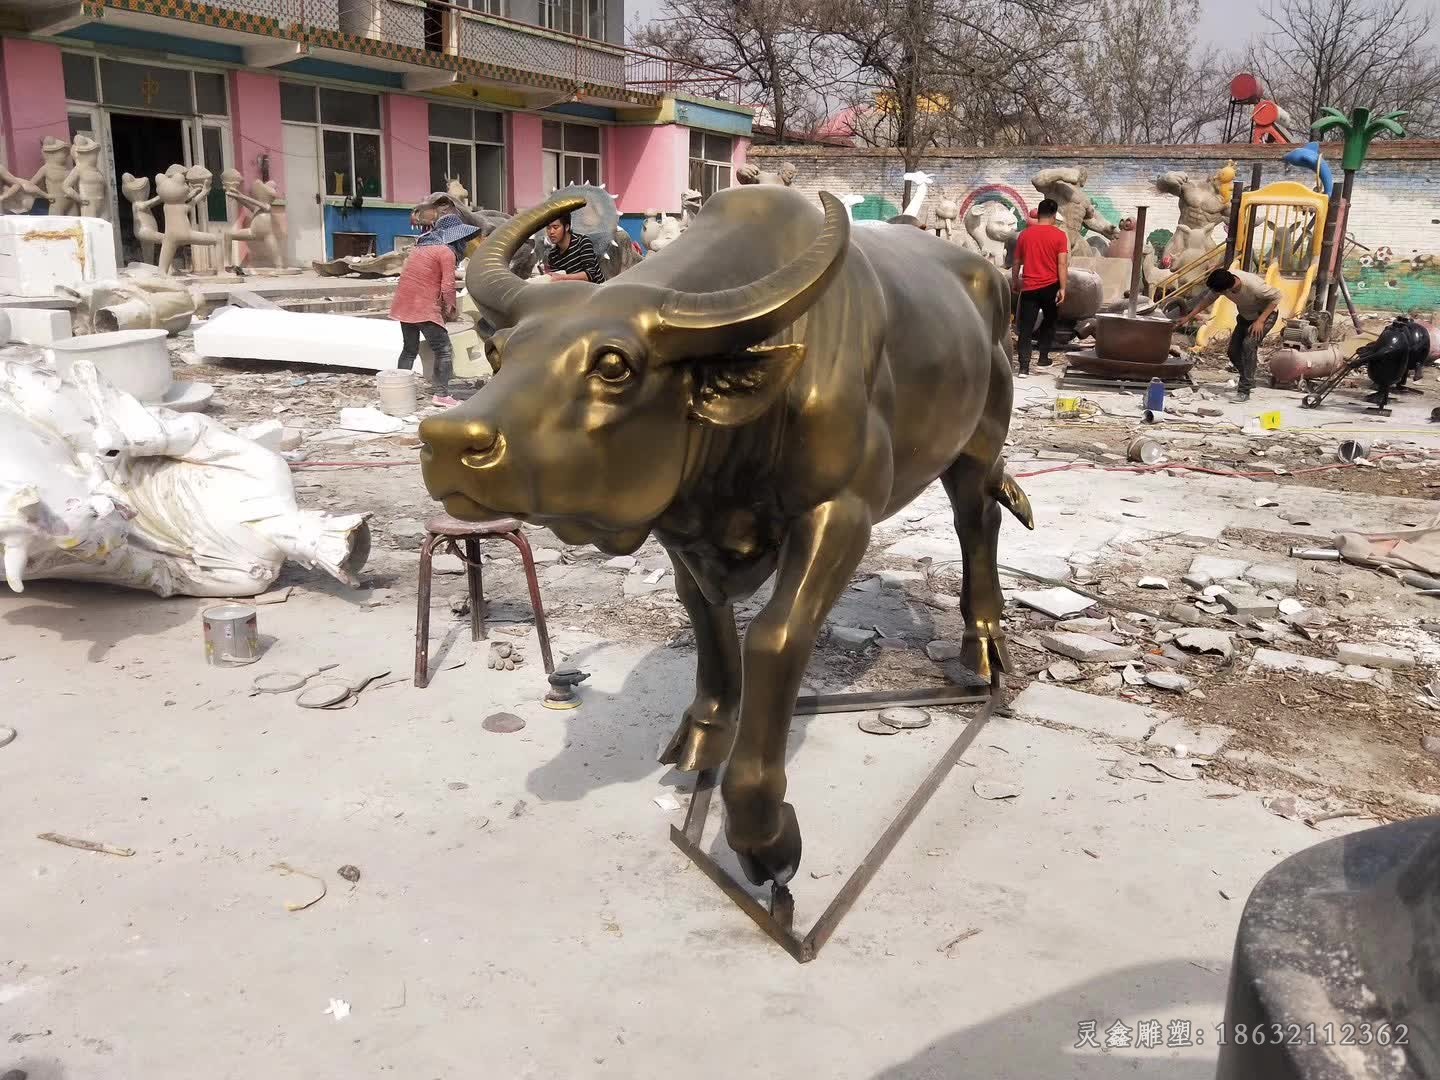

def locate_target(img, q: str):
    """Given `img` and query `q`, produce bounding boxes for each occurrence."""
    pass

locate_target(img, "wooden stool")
[414,513,555,688]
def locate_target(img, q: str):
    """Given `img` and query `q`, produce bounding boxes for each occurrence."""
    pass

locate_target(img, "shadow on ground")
[871,959,1227,1080]
[1,581,202,663]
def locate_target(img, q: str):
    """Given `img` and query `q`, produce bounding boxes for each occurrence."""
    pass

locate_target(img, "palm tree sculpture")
[1311,106,1406,316]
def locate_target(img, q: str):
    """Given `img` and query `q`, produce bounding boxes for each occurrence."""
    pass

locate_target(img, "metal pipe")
[1250,162,1263,190]
[1126,204,1147,317]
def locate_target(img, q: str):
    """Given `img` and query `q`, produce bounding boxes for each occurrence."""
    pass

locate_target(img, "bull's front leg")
[659,551,742,772]
[722,496,872,886]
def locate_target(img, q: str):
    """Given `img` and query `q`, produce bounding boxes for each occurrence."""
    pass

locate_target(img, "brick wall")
[750,142,1440,313]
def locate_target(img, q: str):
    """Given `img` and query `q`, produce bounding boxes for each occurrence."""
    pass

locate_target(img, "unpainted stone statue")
[963,201,1018,266]
[934,196,959,241]
[154,164,220,275]
[1106,216,1137,261]
[31,136,76,216]
[121,173,164,264]
[1032,166,1118,256]
[0,164,44,214]
[220,167,283,269]
[1155,161,1234,269]
[446,175,469,207]
[736,161,798,186]
[61,135,109,221]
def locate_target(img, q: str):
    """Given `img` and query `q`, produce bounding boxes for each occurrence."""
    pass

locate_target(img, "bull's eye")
[593,350,632,385]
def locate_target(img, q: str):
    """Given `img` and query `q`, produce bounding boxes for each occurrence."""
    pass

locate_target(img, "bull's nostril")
[463,421,498,453]
[461,430,506,469]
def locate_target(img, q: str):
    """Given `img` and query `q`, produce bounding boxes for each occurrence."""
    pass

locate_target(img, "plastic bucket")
[377,369,418,417]
[1127,437,1165,464]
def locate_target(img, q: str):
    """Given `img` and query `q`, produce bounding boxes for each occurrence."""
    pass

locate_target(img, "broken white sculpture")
[0,357,370,597]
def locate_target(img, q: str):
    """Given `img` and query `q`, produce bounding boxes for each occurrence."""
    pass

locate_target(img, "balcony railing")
[85,0,742,102]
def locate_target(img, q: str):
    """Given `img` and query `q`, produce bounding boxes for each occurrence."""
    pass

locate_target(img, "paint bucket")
[202,604,261,666]
[376,369,418,417]
[1127,437,1165,464]
[1336,439,1369,464]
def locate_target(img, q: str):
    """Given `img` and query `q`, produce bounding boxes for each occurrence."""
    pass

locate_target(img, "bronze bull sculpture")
[419,185,1033,886]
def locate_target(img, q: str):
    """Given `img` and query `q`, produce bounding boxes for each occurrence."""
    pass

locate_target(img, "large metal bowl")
[1095,313,1176,366]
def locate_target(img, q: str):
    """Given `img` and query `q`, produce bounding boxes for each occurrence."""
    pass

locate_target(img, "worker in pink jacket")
[389,206,480,407]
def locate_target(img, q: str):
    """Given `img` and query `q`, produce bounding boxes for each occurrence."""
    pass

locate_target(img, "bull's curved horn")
[654,191,850,354]
[466,195,589,324]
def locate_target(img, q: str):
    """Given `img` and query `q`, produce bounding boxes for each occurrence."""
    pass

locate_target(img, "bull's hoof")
[961,629,1011,686]
[732,802,802,887]
[657,697,736,772]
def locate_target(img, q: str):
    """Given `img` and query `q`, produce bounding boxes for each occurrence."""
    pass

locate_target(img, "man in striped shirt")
[542,212,605,283]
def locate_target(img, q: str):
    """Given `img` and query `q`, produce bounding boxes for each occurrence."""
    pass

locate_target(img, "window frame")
[687,130,733,203]
[427,102,507,210]
[538,0,604,39]
[280,80,386,201]
[61,51,229,116]
[541,120,603,195]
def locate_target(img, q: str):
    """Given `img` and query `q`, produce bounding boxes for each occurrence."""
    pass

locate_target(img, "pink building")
[0,2,751,263]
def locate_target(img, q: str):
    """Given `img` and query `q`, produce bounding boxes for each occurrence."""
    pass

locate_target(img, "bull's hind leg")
[942,453,1011,685]
[659,552,741,772]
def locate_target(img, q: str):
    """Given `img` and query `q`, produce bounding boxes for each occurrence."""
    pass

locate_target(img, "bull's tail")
[991,468,1034,530]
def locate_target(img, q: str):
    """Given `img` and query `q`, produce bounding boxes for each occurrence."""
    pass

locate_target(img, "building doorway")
[108,111,185,263]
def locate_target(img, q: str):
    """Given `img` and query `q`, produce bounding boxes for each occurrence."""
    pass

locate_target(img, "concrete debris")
[830,625,877,653]
[1147,717,1228,758]
[1047,660,1084,683]
[605,555,637,570]
[1013,586,1095,619]
[1122,664,1144,686]
[929,592,961,609]
[1278,598,1306,617]
[1187,555,1250,583]
[1144,670,1191,693]
[1137,577,1170,590]
[1056,616,1109,633]
[1037,632,1139,664]
[1009,683,1162,741]
[925,640,962,662]
[1173,628,1235,660]
[880,569,926,589]
[1243,563,1299,589]
[1167,603,1211,626]
[973,779,1021,800]
[1,306,71,345]
[1250,648,1342,677]
[339,407,406,434]
[194,307,408,371]
[1335,642,1415,671]
[1217,592,1278,618]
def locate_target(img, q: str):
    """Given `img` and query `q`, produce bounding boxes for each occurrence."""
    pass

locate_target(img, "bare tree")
[1062,0,1230,144]
[1249,0,1440,136]
[631,0,830,144]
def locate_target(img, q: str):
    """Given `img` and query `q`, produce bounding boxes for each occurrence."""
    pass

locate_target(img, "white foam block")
[1,306,71,344]
[0,216,118,297]
[194,307,404,371]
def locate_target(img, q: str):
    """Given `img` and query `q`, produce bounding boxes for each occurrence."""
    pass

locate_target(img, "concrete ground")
[0,562,1366,1079]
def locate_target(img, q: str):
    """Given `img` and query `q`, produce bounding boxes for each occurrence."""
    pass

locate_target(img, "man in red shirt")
[1010,198,1069,374]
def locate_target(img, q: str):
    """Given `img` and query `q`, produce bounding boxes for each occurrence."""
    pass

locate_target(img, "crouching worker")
[1173,268,1281,402]
[389,205,482,407]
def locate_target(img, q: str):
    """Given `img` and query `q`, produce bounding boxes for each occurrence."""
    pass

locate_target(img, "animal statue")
[736,162,798,187]
[446,175,470,207]
[121,173,164,264]
[153,165,220,275]
[1106,217,1137,261]
[934,196,959,241]
[419,186,1033,886]
[1032,166,1118,256]
[61,134,108,221]
[1155,162,1232,268]
[888,170,933,227]
[219,168,283,269]
[30,136,75,216]
[963,201,1018,266]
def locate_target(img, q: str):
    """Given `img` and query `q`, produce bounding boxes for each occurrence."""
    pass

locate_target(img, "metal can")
[202,604,261,666]
[1127,437,1165,464]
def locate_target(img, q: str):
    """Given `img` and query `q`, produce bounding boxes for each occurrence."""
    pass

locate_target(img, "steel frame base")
[669,686,998,963]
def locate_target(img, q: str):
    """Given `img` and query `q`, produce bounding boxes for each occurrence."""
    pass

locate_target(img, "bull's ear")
[688,344,806,428]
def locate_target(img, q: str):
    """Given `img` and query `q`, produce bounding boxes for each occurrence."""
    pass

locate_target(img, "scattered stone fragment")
[1188,555,1250,582]
[1264,794,1299,819]
[1167,603,1209,626]
[925,640,962,663]
[1244,563,1298,589]
[1122,665,1144,686]
[1047,660,1083,683]
[1013,586,1095,619]
[831,625,877,653]
[1038,632,1139,664]
[604,555,637,570]
[1181,571,1212,590]
[1009,683,1162,740]
[482,712,526,733]
[1218,592,1278,618]
[880,569,926,589]
[1335,642,1415,671]
[1250,648,1342,677]
[531,549,562,564]
[1137,577,1169,590]
[1098,672,1124,690]
[1145,670,1191,693]
[1057,616,1110,633]
[1342,665,1377,683]
[337,864,361,883]
[1173,627,1235,660]
[930,592,961,610]
[1278,598,1306,617]
[1197,602,1227,615]
[879,707,932,730]
[973,779,1021,800]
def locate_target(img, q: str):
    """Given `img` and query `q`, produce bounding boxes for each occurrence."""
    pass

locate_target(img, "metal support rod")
[1125,205,1147,317]
[1249,162,1263,191]
[1221,182,1245,267]
[795,686,987,715]
[1324,171,1356,318]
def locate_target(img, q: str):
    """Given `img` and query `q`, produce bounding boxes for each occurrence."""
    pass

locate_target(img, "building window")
[539,0,603,38]
[281,82,383,198]
[61,53,228,115]
[542,121,601,193]
[454,0,503,13]
[428,104,506,209]
[688,131,733,202]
